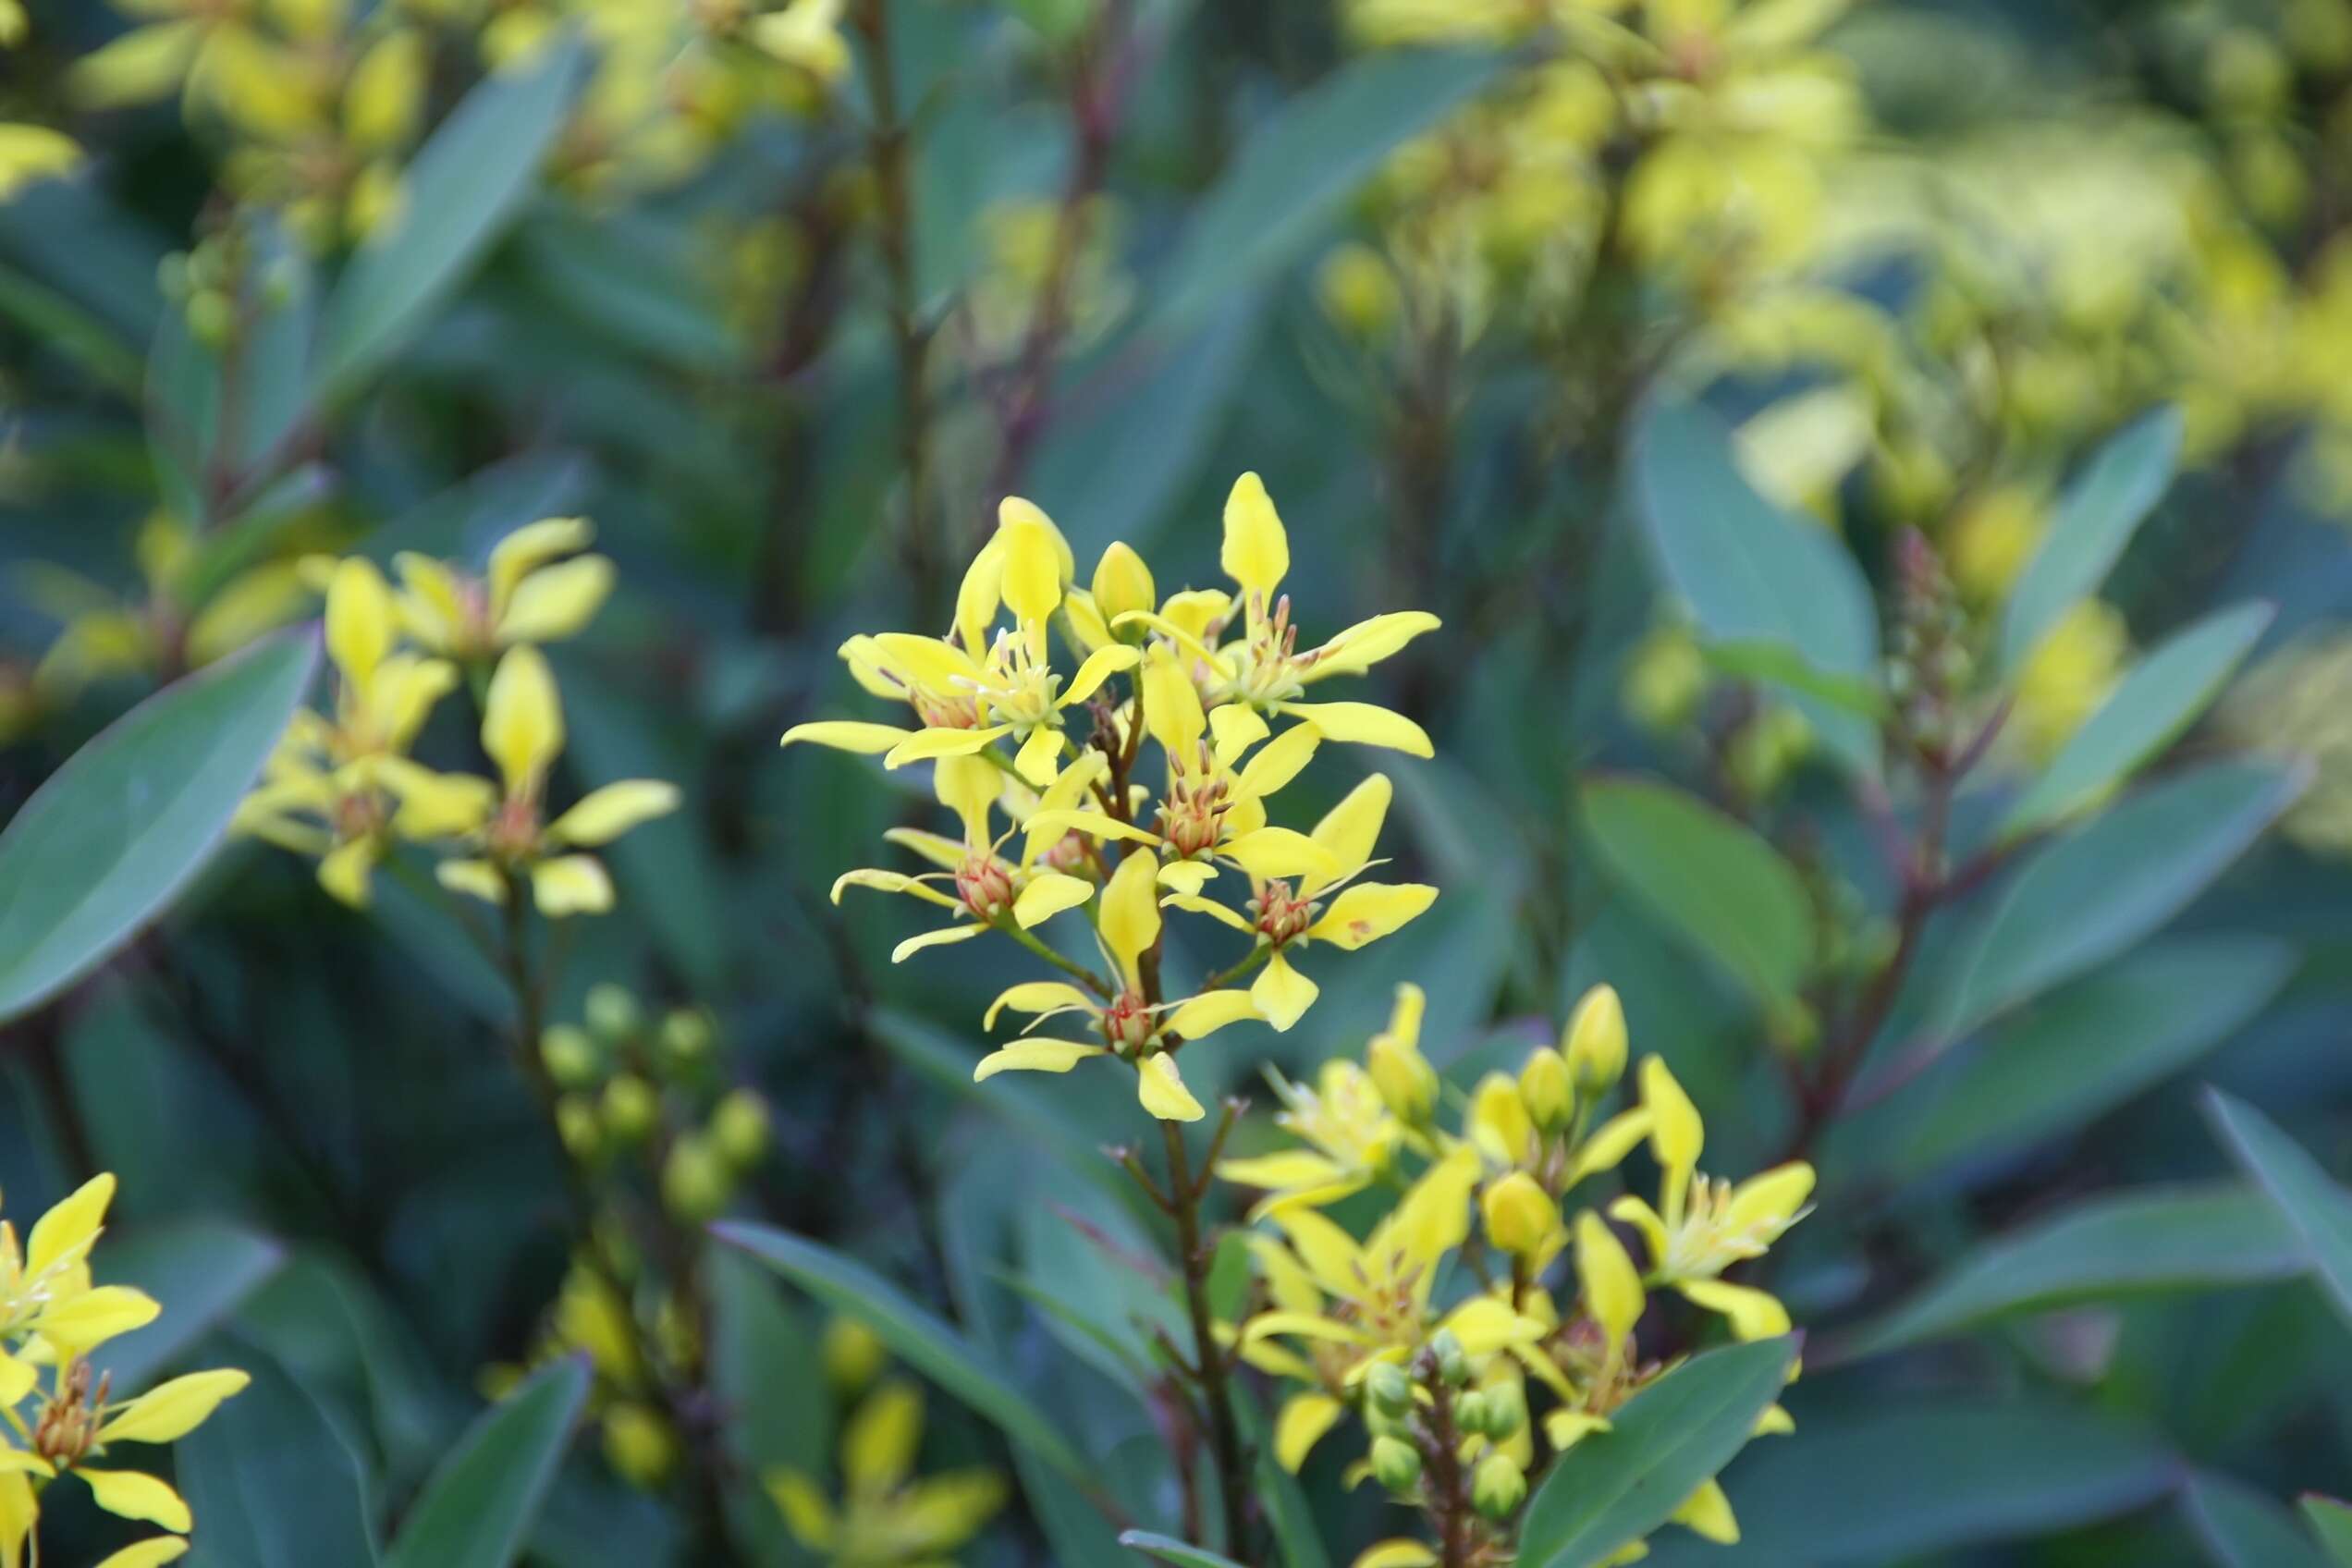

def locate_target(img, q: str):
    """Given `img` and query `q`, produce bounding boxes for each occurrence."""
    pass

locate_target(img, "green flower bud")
[601,1402,677,1488]
[1453,1389,1492,1437]
[710,1089,771,1168]
[659,1008,712,1062]
[1484,1378,1526,1439]
[186,289,235,349]
[1518,1047,1573,1131]
[541,1023,600,1089]
[1427,1329,1468,1388]
[1370,1434,1422,1493]
[661,1133,733,1223]
[555,1095,602,1162]
[1366,1031,1439,1124]
[1472,1452,1526,1520]
[586,983,641,1043]
[1365,1360,1415,1416]
[601,1074,658,1143]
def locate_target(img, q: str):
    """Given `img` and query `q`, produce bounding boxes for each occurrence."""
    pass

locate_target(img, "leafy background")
[6,0,2352,1565]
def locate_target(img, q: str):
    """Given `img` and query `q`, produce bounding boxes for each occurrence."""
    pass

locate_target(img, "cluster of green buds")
[542,983,771,1225]
[157,221,303,352]
[1884,528,1976,763]
[1365,1329,1530,1541]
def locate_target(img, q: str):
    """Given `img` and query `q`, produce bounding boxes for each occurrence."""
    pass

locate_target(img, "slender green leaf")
[0,630,319,1023]
[2300,1496,2352,1566]
[92,1220,286,1392]
[2000,405,2184,671]
[2185,1472,2335,1568]
[313,37,584,399]
[1633,399,1881,774]
[1148,49,1508,334]
[1121,1532,1247,1567]
[1699,639,1889,719]
[1641,1401,2174,1566]
[178,1350,381,1568]
[1929,761,2303,1043]
[2002,601,2273,839]
[1518,1337,1797,1568]
[1237,1386,1331,1568]
[1581,778,1814,1012]
[383,1358,591,1568]
[0,260,143,395]
[2205,1090,2352,1332]
[1831,1184,2301,1362]
[714,1221,1098,1493]
[1836,937,2293,1189]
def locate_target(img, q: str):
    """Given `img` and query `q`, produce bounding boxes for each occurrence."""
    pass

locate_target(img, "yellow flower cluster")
[1222,986,1811,1565]
[236,517,679,912]
[785,475,1441,1122]
[764,1318,1006,1568]
[1,1176,249,1568]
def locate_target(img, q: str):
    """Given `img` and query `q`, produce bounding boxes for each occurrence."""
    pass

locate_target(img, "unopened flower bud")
[586,983,640,1043]
[1484,1378,1526,1439]
[601,1074,658,1143]
[659,1009,712,1062]
[1367,1032,1438,1123]
[1519,1047,1573,1131]
[1365,1360,1414,1416]
[661,1133,733,1223]
[1562,984,1627,1093]
[1453,1389,1492,1437]
[601,1402,677,1488]
[1482,1171,1557,1259]
[1427,1329,1468,1388]
[1471,1072,1534,1165]
[1370,1434,1422,1493]
[1472,1452,1526,1519]
[711,1089,771,1168]
[556,1095,602,1161]
[823,1317,886,1391]
[542,1023,600,1088]
[1091,541,1156,631]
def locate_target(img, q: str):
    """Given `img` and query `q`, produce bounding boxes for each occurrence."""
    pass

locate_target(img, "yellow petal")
[1012,724,1062,787]
[317,838,380,908]
[1011,872,1092,928]
[983,980,1095,1030]
[529,854,614,917]
[1233,721,1320,800]
[1221,827,1337,883]
[488,516,594,610]
[90,1540,192,1568]
[763,1468,836,1550]
[1730,1162,1817,1230]
[344,26,424,149]
[841,1378,922,1495]
[1305,610,1441,681]
[1674,1478,1740,1545]
[1136,1053,1205,1121]
[0,1471,31,1568]
[1142,646,1207,761]
[1161,990,1260,1039]
[780,720,913,753]
[1274,1392,1343,1474]
[1060,643,1140,707]
[882,725,1009,769]
[1575,1212,1644,1345]
[1305,883,1436,949]
[325,557,393,687]
[1641,1055,1704,1175]
[78,1468,191,1532]
[1156,861,1217,896]
[1250,948,1319,1033]
[1097,850,1161,986]
[996,498,1068,625]
[1216,1151,1347,1191]
[27,1171,115,1278]
[893,924,989,963]
[546,781,680,846]
[1309,773,1392,875]
[69,21,202,108]
[973,1040,1105,1079]
[436,858,508,906]
[1566,1109,1654,1185]
[1207,701,1271,764]
[379,760,497,839]
[934,753,1002,846]
[482,645,564,795]
[1350,1542,1439,1568]
[34,1284,160,1353]
[1544,1411,1612,1452]
[1161,892,1256,932]
[0,1354,32,1407]
[1677,1280,1791,1341]
[1275,701,1431,756]
[97,1369,251,1445]
[496,555,614,643]
[1220,472,1290,600]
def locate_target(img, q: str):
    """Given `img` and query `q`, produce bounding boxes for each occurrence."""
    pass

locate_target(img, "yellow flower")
[1608,1056,1814,1340]
[391,517,616,660]
[0,124,77,202]
[1116,473,1439,755]
[765,1377,1005,1566]
[428,645,681,917]
[974,851,1265,1123]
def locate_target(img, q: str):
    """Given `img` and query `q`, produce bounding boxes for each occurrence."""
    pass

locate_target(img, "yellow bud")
[345,29,425,151]
[586,983,640,1042]
[1481,1171,1557,1259]
[823,1317,887,1391]
[556,1096,602,1161]
[1317,242,1399,339]
[601,1075,658,1143]
[1518,1047,1573,1131]
[1641,1055,1703,1176]
[1575,1212,1644,1346]
[1366,1031,1439,1123]
[541,1024,600,1088]
[1472,1452,1525,1519]
[601,1402,678,1488]
[661,1134,733,1223]
[1470,1072,1534,1166]
[1562,984,1627,1093]
[659,1009,712,1061]
[1090,541,1156,629]
[711,1089,771,1168]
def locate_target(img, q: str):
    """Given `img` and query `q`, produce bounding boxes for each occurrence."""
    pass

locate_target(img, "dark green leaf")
[313,38,584,399]
[2205,1090,2352,1333]
[714,1221,1099,1496]
[383,1358,591,1568]
[0,630,319,1023]
[1518,1336,1797,1568]
[1928,761,2303,1044]
[1580,778,1814,1012]
[1120,1532,1248,1567]
[1699,640,1889,720]
[1237,1388,1331,1568]
[2301,1496,2352,1566]
[2002,601,2272,840]
[1632,399,1881,774]
[1148,49,1508,335]
[1831,1185,2301,1362]
[179,1350,381,1568]
[92,1220,286,1392]
[2000,405,2184,671]
[2185,1472,2335,1568]
[0,260,143,396]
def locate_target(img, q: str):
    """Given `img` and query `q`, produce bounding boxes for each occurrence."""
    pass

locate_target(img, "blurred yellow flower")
[765,1376,1006,1567]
